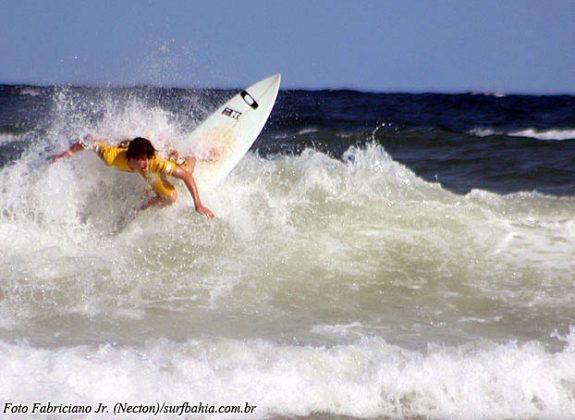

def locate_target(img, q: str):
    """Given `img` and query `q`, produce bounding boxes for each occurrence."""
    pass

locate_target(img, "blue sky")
[1,0,574,93]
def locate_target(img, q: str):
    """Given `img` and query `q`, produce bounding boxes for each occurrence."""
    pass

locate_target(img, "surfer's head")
[127,137,156,172]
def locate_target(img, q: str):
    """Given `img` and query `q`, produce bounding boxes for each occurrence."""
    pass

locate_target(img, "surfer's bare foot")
[204,148,221,161]
[196,148,221,162]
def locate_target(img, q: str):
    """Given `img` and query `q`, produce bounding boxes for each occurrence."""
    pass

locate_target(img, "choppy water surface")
[1,85,575,418]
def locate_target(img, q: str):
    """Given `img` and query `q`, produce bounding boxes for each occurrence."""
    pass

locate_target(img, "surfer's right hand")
[49,150,72,162]
[49,141,87,162]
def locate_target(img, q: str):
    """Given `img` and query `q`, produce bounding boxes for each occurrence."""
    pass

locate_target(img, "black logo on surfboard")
[241,91,259,109]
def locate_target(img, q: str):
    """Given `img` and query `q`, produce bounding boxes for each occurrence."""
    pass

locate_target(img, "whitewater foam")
[470,127,575,141]
[1,332,574,419]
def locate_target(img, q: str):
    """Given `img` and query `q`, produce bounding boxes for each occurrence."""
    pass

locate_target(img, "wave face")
[1,85,575,418]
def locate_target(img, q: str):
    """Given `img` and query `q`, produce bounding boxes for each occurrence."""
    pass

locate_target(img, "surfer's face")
[128,156,149,172]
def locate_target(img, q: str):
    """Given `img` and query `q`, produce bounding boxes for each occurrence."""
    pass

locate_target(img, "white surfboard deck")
[189,74,281,188]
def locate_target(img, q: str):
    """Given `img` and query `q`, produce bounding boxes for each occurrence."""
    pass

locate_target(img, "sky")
[0,0,574,93]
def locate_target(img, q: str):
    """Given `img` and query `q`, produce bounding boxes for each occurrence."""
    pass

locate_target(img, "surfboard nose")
[261,73,281,86]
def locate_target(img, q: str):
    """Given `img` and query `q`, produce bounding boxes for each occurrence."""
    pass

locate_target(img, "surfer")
[50,136,214,218]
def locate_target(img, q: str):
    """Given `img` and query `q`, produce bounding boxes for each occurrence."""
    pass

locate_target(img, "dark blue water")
[1,84,575,195]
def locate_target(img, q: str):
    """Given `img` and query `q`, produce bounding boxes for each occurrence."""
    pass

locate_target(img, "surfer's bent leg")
[141,175,178,210]
[140,194,176,210]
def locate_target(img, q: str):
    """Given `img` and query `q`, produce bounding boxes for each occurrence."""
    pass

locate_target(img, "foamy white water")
[1,94,575,418]
[2,332,575,419]
[509,128,575,141]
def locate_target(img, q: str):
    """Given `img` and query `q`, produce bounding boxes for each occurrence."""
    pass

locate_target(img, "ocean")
[1,83,575,419]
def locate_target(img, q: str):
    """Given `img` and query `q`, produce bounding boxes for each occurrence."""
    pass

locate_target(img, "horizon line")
[1,79,573,97]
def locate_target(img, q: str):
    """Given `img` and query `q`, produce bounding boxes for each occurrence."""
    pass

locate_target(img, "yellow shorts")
[150,174,176,198]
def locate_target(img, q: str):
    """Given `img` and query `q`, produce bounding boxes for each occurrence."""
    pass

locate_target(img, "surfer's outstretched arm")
[50,141,85,161]
[171,162,214,218]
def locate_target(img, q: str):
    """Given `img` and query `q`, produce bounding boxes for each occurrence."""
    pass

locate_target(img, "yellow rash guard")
[90,140,177,198]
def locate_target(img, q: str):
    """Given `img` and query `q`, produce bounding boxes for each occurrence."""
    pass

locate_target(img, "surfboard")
[189,74,281,188]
